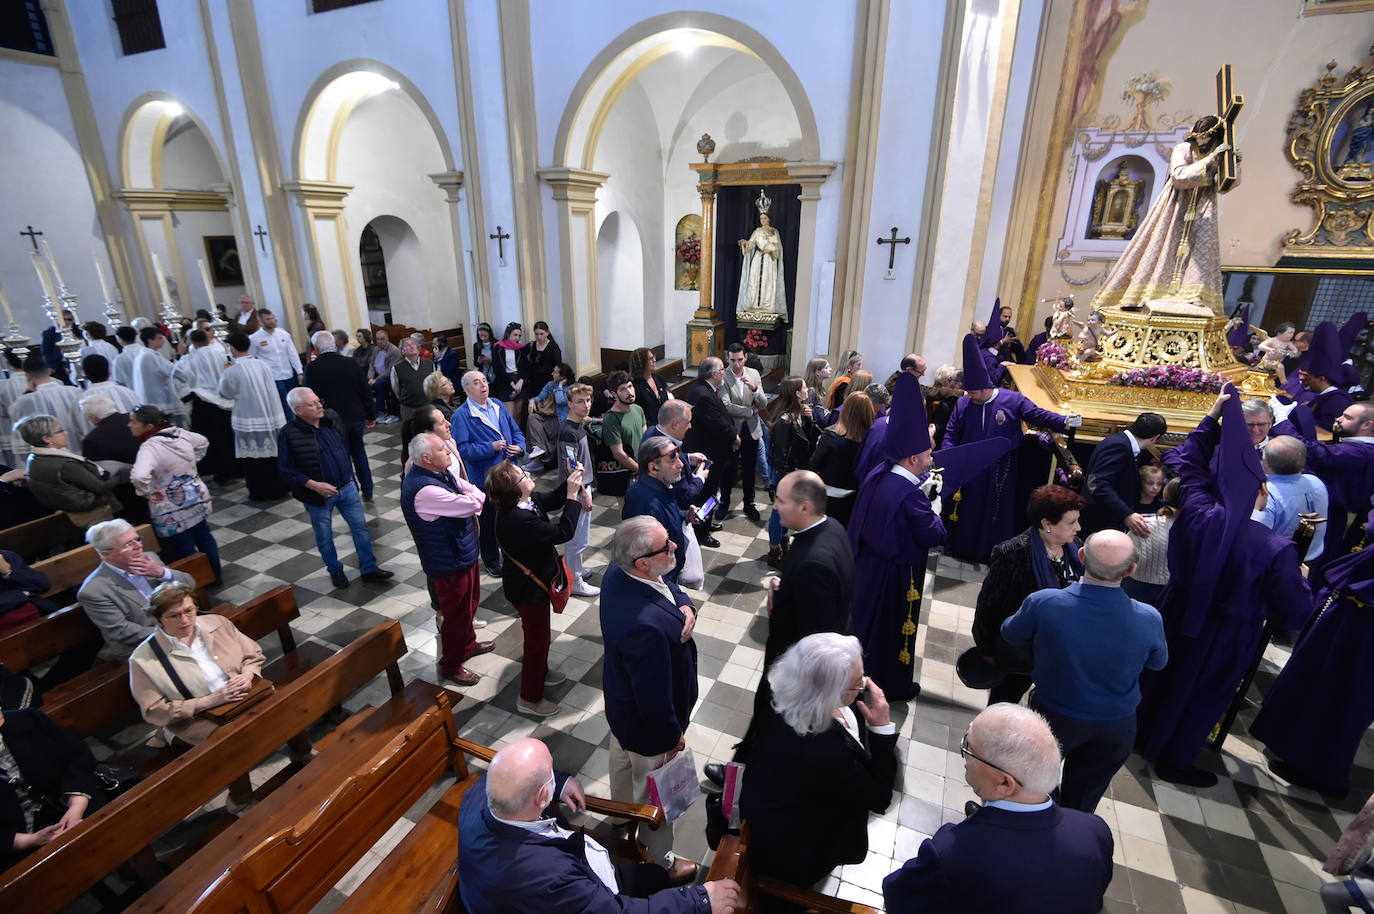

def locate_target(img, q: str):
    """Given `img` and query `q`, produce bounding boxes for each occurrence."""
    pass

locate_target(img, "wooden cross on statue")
[19,225,43,251]
[1214,64,1244,193]
[877,226,911,270]
[489,226,511,263]
[253,225,269,253]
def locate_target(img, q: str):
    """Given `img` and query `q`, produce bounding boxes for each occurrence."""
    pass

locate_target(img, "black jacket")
[633,374,671,427]
[495,487,580,606]
[0,709,102,866]
[740,709,899,888]
[521,340,562,395]
[971,529,1081,667]
[769,414,819,477]
[683,378,736,459]
[81,413,141,465]
[277,409,352,506]
[767,517,854,668]
[304,351,376,425]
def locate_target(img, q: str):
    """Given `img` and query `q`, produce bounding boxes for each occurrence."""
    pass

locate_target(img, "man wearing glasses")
[883,704,1113,913]
[622,437,687,583]
[78,519,194,658]
[599,516,701,887]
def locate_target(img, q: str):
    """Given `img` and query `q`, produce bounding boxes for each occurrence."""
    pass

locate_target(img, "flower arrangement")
[1108,365,1225,393]
[742,329,769,352]
[675,233,701,265]
[1036,341,1074,370]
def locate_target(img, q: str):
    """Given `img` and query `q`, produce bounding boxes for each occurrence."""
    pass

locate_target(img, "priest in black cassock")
[848,373,1014,701]
[1134,386,1311,787]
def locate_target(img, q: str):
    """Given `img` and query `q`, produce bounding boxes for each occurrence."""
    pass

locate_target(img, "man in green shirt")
[602,370,647,474]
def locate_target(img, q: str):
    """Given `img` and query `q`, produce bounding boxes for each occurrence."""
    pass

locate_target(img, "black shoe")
[704,763,726,787]
[744,505,761,522]
[698,533,721,548]
[716,508,734,522]
[361,568,395,583]
[329,569,349,589]
[1267,758,1331,792]
[1154,762,1218,788]
[964,800,983,817]
[707,520,724,532]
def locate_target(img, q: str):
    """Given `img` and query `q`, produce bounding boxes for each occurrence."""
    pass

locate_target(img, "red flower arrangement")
[1109,365,1225,393]
[742,329,768,352]
[675,233,701,265]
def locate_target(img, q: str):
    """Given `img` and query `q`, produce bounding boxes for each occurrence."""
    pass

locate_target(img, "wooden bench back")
[0,619,409,914]
[707,825,882,914]
[32,523,159,599]
[0,512,84,562]
[171,695,467,914]
[375,323,467,369]
[0,549,214,676]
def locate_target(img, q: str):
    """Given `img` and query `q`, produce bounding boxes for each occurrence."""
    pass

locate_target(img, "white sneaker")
[516,697,560,717]
[571,580,601,597]
[473,618,488,629]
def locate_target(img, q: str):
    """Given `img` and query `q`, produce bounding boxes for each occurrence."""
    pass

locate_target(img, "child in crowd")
[1134,465,1165,515]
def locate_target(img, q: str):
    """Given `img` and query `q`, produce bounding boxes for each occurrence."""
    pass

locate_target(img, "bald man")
[1000,531,1168,814]
[1257,435,1328,562]
[883,705,1113,914]
[458,737,739,913]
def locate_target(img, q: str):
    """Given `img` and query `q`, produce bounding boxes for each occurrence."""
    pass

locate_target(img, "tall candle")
[93,254,113,302]
[150,252,172,304]
[0,276,13,324]
[197,259,217,310]
[30,251,56,299]
[40,240,66,291]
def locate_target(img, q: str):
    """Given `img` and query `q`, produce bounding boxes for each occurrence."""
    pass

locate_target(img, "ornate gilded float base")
[1096,306,1250,379]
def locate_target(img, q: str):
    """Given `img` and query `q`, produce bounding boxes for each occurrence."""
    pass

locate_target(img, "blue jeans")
[345,421,374,497]
[160,519,222,582]
[757,428,773,488]
[274,376,298,421]
[304,482,377,575]
[768,509,786,547]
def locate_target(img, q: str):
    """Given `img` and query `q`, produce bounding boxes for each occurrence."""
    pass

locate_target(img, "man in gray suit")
[720,343,768,520]
[78,519,194,658]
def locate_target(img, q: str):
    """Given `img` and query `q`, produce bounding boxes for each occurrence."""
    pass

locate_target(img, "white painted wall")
[597,211,646,348]
[161,121,224,189]
[0,58,104,342]
[170,210,245,312]
[334,92,454,332]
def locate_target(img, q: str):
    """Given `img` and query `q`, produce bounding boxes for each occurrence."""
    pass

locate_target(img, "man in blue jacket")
[623,437,686,582]
[883,704,1113,914]
[458,737,739,913]
[452,370,524,575]
[600,516,700,885]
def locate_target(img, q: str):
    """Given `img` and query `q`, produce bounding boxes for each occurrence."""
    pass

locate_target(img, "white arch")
[118,93,228,189]
[596,211,645,349]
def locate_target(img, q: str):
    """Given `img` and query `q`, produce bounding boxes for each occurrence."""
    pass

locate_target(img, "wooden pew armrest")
[753,877,883,914]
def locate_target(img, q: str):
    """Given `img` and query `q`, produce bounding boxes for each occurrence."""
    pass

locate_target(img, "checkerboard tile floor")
[82,424,1368,913]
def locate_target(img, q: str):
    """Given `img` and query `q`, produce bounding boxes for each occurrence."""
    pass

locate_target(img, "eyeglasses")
[961,731,1021,785]
[844,675,868,694]
[162,607,197,621]
[634,540,673,562]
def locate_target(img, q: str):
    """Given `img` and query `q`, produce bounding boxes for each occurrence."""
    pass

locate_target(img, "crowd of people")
[1,300,1372,913]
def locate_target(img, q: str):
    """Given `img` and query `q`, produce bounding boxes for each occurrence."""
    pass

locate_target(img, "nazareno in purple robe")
[940,389,1065,563]
[848,469,946,701]
[1134,413,1311,770]
[1274,411,1374,577]
[1249,530,1374,792]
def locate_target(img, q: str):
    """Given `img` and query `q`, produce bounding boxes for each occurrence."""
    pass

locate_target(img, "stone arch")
[553,12,820,169]
[362,215,426,328]
[597,211,646,348]
[118,93,228,189]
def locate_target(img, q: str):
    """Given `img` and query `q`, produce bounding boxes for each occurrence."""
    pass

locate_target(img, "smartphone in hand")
[699,495,718,519]
[564,445,578,474]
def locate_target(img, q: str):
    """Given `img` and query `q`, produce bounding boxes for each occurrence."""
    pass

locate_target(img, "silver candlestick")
[2,325,30,362]
[56,288,84,385]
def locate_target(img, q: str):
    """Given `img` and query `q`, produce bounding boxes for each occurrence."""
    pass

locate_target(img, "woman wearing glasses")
[485,461,584,718]
[739,632,899,907]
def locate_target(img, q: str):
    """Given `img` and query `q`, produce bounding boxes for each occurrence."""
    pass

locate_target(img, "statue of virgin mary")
[736,188,787,317]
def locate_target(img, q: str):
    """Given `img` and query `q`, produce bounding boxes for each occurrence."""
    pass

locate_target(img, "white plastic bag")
[679,522,704,587]
[645,747,701,822]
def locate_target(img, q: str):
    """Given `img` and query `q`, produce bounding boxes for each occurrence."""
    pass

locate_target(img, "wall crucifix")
[19,226,43,251]
[253,225,269,253]
[489,225,511,264]
[877,226,911,271]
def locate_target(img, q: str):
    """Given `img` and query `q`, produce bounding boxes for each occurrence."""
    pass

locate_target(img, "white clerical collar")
[889,463,925,486]
[986,797,1054,812]
[1122,430,1141,456]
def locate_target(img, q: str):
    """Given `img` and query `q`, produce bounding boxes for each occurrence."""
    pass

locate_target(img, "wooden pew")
[0,548,213,684]
[375,322,467,372]
[706,825,882,914]
[0,619,414,914]
[43,581,329,740]
[0,511,85,562]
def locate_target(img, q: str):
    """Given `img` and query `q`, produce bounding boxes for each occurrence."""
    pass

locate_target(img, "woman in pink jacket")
[129,405,221,582]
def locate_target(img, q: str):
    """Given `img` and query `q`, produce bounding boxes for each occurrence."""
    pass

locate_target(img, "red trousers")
[433,565,481,675]
[513,599,552,702]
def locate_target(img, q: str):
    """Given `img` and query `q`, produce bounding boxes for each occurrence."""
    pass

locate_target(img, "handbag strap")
[495,525,558,598]
[147,635,195,701]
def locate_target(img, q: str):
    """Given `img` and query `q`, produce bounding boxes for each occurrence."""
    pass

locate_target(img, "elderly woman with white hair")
[739,632,899,902]
[16,414,121,529]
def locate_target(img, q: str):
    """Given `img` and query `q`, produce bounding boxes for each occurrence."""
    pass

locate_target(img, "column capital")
[538,167,610,206]
[114,188,230,213]
[208,183,237,207]
[281,180,353,216]
[428,170,466,204]
[785,161,839,198]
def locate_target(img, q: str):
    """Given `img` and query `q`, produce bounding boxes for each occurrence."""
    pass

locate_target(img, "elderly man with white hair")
[883,704,1114,913]
[77,519,194,658]
[1257,434,1328,561]
[458,736,740,913]
[1000,530,1168,813]
[303,329,377,500]
[451,369,524,576]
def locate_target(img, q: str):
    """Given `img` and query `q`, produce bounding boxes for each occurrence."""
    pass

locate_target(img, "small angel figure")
[1076,309,1114,361]
[1050,297,1077,339]
[1256,322,1299,369]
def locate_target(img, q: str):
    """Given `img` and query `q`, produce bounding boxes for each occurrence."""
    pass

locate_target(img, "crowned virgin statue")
[736,188,787,317]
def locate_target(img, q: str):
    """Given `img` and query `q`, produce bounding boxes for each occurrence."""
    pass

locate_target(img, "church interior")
[3,0,1374,912]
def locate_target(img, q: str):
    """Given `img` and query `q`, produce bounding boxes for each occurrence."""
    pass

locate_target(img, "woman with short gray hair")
[739,632,900,896]
[16,414,120,529]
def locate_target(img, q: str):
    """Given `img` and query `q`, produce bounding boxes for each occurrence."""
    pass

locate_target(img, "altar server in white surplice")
[173,330,238,479]
[218,332,289,500]
[112,327,142,389]
[132,328,186,424]
[0,351,31,464]
[10,356,91,460]
[81,354,140,414]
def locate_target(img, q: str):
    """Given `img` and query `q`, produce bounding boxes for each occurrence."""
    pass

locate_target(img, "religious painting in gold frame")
[1283,49,1374,260]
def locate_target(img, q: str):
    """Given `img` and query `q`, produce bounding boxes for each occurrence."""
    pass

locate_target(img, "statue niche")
[1088,160,1147,240]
